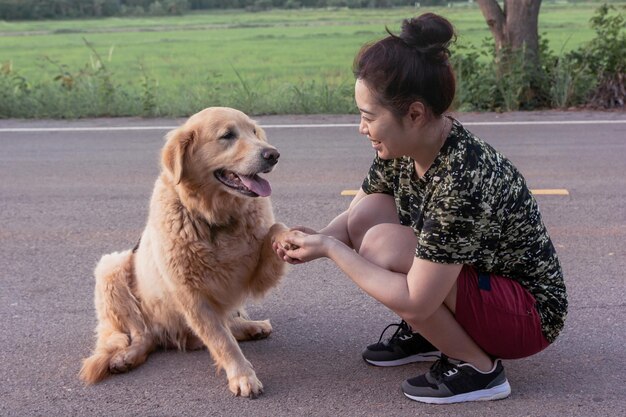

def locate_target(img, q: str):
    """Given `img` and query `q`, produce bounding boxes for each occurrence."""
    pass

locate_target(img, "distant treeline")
[0,0,448,20]
[0,0,491,20]
[0,0,620,20]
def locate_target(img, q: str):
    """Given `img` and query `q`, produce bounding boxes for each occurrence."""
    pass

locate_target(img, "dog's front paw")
[109,350,133,374]
[268,222,288,240]
[229,372,263,398]
[247,319,272,340]
[230,317,273,341]
[270,224,298,251]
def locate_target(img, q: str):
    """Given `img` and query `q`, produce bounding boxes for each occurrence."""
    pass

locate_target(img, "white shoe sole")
[364,351,441,367]
[403,380,512,404]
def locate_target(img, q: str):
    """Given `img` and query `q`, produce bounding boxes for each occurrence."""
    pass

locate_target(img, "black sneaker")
[401,355,511,404]
[362,320,440,367]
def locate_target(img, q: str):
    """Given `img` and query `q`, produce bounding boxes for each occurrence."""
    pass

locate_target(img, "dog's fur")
[79,107,288,397]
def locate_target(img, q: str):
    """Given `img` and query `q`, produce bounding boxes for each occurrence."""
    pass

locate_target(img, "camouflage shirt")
[361,118,567,343]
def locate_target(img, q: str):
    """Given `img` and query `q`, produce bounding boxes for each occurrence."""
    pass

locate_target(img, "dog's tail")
[79,250,146,384]
[79,330,130,384]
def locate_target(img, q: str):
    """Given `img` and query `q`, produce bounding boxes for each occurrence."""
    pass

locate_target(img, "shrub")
[567,4,625,108]
[451,41,499,111]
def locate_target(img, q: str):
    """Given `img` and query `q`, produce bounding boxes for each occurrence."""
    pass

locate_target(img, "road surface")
[1,111,625,416]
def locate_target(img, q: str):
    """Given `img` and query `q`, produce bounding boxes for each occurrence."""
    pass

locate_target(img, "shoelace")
[376,320,412,346]
[429,354,459,382]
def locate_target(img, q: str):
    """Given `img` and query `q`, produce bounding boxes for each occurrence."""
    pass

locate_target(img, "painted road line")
[530,189,570,195]
[0,126,176,133]
[264,120,626,128]
[341,189,569,196]
[1,120,626,133]
[455,120,626,126]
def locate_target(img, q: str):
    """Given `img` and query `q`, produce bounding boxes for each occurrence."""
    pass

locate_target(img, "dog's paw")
[269,222,288,234]
[248,319,272,340]
[271,225,298,251]
[109,350,137,374]
[230,318,273,341]
[229,373,263,398]
[269,223,289,245]
[109,353,132,374]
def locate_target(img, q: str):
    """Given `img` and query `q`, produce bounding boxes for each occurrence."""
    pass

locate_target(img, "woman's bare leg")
[348,194,493,371]
[346,193,402,251]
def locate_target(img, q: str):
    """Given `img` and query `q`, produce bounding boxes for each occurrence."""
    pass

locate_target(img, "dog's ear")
[162,128,196,184]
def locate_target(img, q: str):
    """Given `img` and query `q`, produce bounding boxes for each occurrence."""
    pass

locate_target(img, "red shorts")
[455,265,550,359]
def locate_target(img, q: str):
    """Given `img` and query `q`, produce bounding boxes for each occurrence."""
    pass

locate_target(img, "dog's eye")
[253,128,257,135]
[220,130,236,140]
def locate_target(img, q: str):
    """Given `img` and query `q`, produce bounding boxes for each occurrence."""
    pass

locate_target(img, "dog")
[79,107,289,397]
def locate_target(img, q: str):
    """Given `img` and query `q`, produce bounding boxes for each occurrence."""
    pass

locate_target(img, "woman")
[273,13,567,404]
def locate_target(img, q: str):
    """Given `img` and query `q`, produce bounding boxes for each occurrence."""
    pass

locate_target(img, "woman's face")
[354,79,410,160]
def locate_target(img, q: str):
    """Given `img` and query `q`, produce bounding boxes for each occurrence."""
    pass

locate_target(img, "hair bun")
[399,13,455,62]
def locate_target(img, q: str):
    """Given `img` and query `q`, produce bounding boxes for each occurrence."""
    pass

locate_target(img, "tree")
[476,0,542,67]
[475,0,546,108]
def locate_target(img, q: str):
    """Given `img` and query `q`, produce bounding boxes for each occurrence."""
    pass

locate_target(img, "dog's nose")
[262,148,280,165]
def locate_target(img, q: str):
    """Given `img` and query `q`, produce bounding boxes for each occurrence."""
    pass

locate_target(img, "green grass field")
[0,3,621,117]
[0,5,609,84]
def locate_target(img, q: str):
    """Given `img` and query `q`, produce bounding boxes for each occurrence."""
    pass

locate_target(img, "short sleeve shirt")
[361,118,567,343]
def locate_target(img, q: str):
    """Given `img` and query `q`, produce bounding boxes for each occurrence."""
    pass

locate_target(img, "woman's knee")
[347,193,398,250]
[359,223,416,273]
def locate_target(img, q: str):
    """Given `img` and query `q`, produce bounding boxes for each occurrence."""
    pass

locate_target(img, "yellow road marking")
[340,189,569,196]
[530,189,569,195]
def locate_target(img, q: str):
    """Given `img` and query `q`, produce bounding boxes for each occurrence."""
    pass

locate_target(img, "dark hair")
[353,13,456,117]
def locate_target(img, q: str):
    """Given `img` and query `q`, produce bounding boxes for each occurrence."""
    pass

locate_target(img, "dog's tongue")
[240,174,271,197]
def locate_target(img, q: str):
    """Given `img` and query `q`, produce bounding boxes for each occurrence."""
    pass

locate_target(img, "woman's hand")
[288,225,318,235]
[272,227,305,264]
[273,225,318,248]
[272,229,337,264]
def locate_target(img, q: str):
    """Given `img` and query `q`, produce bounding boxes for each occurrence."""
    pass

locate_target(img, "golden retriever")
[79,107,288,397]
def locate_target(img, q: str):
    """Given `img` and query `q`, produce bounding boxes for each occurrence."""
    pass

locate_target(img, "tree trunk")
[476,0,542,67]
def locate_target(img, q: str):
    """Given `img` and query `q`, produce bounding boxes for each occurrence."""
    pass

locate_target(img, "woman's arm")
[281,232,462,322]
[272,190,367,263]
[315,189,368,245]
[283,188,369,247]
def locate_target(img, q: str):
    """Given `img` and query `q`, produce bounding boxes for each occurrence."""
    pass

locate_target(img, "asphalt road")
[1,111,625,417]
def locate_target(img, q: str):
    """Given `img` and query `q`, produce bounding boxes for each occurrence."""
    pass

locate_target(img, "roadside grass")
[0,4,617,117]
